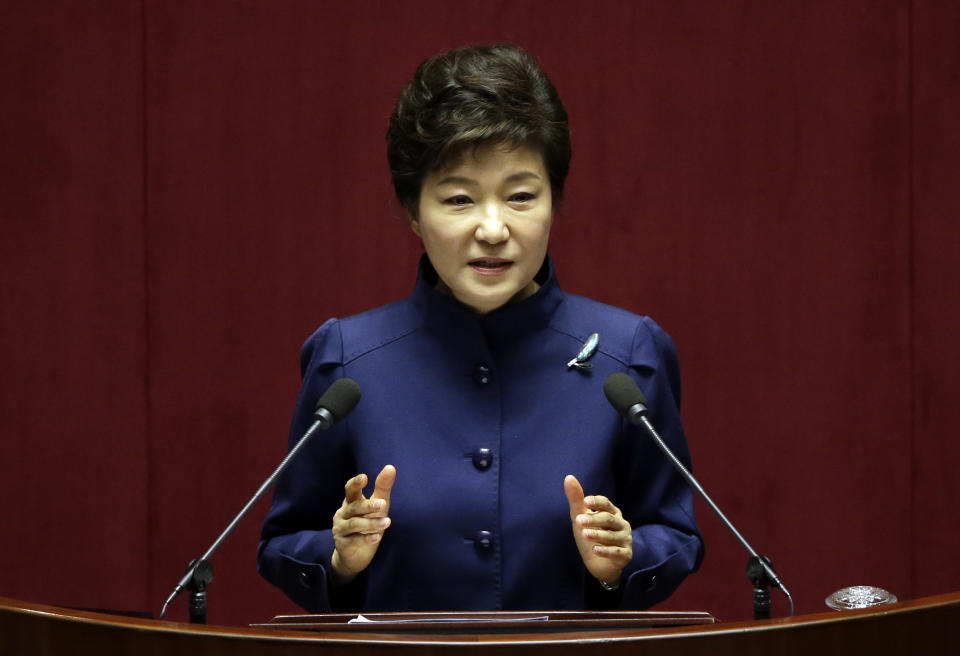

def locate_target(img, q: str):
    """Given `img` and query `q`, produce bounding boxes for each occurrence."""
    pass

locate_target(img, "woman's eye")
[444,195,472,206]
[509,192,535,203]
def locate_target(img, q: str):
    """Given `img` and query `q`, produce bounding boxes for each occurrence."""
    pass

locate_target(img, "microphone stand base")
[747,555,774,620]
[185,558,214,625]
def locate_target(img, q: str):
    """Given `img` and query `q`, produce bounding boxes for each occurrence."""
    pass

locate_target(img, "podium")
[2,591,959,654]
[254,608,717,633]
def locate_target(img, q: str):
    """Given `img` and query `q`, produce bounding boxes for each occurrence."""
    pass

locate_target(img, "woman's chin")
[455,284,538,316]
[464,297,509,315]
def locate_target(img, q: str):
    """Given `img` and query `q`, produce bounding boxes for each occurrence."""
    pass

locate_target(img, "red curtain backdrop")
[1,0,958,626]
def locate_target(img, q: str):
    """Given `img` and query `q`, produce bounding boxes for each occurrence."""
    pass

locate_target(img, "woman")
[258,44,702,612]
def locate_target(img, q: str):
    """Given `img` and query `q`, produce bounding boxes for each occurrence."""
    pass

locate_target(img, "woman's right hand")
[330,464,396,585]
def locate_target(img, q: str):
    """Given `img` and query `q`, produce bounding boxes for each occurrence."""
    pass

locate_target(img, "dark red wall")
[1,0,957,626]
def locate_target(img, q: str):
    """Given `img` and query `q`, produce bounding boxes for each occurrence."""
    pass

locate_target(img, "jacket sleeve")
[257,319,366,612]
[613,316,704,609]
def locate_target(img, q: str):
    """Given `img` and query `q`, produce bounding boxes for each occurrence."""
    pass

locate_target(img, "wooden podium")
[2,591,959,654]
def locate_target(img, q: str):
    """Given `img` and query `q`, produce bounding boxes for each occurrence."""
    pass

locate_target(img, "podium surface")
[2,591,959,654]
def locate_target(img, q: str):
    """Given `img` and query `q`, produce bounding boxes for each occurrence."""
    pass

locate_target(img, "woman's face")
[411,143,553,315]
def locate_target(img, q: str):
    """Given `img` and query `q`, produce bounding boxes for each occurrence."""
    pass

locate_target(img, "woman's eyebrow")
[503,171,543,183]
[435,175,477,186]
[435,171,542,186]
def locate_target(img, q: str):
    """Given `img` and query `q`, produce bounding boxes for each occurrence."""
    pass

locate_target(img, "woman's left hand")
[563,474,633,587]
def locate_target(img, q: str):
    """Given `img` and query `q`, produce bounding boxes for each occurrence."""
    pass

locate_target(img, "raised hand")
[563,474,633,587]
[330,464,396,584]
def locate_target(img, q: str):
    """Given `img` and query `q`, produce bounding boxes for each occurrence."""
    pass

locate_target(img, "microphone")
[159,378,362,622]
[313,377,362,429]
[603,372,794,618]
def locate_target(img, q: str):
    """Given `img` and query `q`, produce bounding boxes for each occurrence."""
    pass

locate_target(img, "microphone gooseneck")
[159,378,362,621]
[603,372,794,618]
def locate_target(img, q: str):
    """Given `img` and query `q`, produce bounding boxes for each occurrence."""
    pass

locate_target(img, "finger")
[563,475,586,519]
[351,516,391,535]
[334,515,392,537]
[581,527,632,546]
[341,496,387,518]
[584,495,619,515]
[576,511,620,530]
[591,544,633,561]
[371,464,397,506]
[343,473,368,504]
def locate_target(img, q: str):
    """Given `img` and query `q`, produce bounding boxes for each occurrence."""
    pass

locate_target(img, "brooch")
[567,333,599,370]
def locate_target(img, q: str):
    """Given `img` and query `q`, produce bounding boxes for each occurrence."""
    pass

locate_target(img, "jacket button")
[474,363,492,385]
[475,530,494,552]
[298,570,314,589]
[472,448,493,470]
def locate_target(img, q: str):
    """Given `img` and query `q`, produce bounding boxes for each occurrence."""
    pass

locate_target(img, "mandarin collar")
[410,254,563,344]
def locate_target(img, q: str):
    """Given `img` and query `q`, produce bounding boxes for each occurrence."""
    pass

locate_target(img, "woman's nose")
[475,204,509,243]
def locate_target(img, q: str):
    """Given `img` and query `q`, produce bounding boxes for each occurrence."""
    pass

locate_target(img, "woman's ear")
[407,205,422,237]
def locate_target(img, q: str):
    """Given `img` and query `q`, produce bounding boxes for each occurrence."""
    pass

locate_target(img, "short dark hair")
[387,44,571,216]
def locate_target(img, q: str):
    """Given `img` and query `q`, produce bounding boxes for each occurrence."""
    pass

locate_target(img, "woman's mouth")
[469,259,513,276]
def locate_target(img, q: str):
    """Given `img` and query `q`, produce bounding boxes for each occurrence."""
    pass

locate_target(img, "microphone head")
[315,378,362,424]
[603,372,647,416]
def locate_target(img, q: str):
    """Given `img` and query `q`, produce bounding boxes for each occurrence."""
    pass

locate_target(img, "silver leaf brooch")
[567,333,599,370]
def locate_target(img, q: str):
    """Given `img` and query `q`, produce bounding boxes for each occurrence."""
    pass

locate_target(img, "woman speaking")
[258,43,703,612]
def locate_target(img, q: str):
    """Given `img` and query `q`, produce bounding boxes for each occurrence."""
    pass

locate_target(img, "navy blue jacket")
[258,256,703,612]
